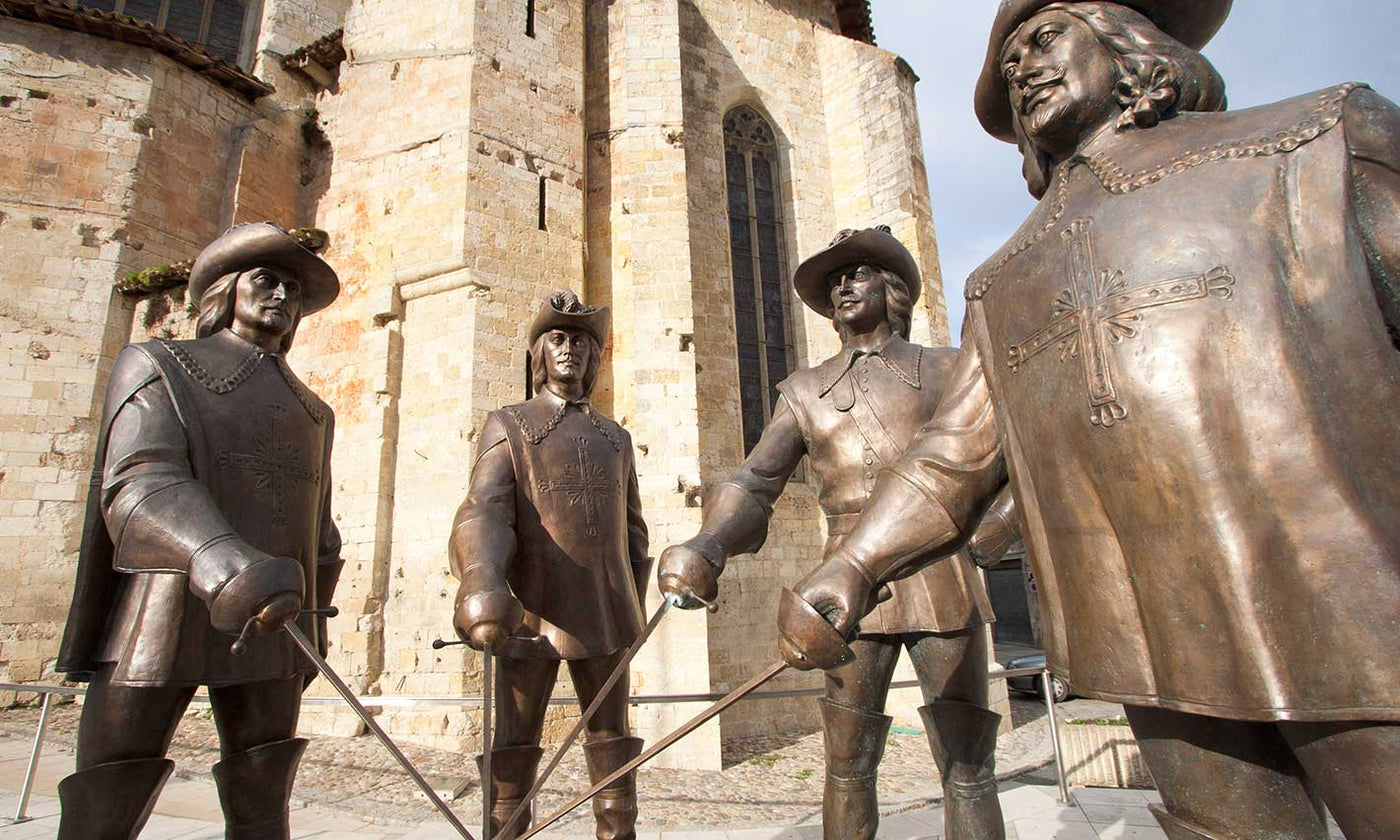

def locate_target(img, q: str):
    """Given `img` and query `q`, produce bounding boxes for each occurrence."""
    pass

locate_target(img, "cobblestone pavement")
[0,697,1059,832]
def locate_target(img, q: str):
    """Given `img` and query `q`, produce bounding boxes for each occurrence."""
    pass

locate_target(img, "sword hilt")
[663,591,720,614]
[230,606,340,656]
[432,638,467,650]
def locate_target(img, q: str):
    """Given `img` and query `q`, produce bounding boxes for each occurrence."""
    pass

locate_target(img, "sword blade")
[285,623,477,840]
[517,659,789,840]
[481,642,493,840]
[499,599,672,837]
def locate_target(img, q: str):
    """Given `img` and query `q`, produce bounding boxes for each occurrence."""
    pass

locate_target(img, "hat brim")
[528,304,612,348]
[975,0,1232,143]
[792,229,921,320]
[188,223,340,316]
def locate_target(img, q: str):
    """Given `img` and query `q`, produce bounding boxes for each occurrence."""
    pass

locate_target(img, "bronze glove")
[189,537,304,634]
[656,534,723,610]
[453,578,524,651]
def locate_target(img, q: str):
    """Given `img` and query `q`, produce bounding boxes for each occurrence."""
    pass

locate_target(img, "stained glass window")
[723,106,794,455]
[76,0,252,67]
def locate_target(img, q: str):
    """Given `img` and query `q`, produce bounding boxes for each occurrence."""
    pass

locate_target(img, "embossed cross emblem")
[217,404,320,526]
[1008,219,1234,428]
[538,436,612,536]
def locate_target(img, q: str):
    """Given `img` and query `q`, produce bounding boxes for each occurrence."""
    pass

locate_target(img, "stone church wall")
[582,0,727,769]
[291,0,594,748]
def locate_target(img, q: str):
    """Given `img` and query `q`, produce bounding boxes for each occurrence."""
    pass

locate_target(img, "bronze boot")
[583,735,643,840]
[211,738,309,840]
[478,744,545,840]
[920,699,1006,840]
[57,757,174,840]
[819,699,892,840]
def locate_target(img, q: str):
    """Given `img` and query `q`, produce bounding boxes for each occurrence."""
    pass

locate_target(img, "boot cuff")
[58,758,174,840]
[583,735,644,790]
[478,744,545,800]
[212,738,309,833]
[820,698,893,773]
[918,699,1000,777]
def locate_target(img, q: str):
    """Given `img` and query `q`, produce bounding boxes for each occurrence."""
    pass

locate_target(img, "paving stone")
[1078,804,1158,827]
[0,699,1060,832]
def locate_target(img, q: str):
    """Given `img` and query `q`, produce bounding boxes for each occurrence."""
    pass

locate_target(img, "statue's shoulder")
[1085,83,1365,193]
[108,341,165,393]
[586,408,630,452]
[1181,82,1363,148]
[774,357,830,406]
[500,394,557,428]
[1337,85,1400,170]
[916,342,959,384]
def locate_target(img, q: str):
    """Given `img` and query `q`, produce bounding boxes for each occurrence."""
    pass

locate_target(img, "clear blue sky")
[869,1,1400,341]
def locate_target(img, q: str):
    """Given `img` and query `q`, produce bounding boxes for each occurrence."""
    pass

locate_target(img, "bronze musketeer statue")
[778,2,1400,839]
[54,223,344,840]
[659,227,1018,840]
[450,291,652,840]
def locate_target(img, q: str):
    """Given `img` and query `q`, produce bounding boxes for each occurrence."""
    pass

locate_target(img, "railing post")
[1040,668,1070,805]
[13,692,54,824]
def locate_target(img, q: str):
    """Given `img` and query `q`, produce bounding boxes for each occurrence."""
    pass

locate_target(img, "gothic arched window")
[724,106,794,454]
[77,0,254,66]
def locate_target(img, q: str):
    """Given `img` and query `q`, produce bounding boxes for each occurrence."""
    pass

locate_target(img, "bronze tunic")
[453,391,649,660]
[838,84,1400,722]
[701,336,993,635]
[57,330,340,687]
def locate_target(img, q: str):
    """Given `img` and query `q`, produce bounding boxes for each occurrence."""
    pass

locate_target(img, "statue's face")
[828,264,889,336]
[542,328,592,387]
[232,267,302,341]
[1001,9,1121,154]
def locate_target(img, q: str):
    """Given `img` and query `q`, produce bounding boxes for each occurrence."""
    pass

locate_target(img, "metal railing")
[0,666,1069,825]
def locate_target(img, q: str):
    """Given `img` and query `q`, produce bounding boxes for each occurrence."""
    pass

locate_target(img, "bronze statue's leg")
[820,636,899,840]
[486,657,559,838]
[60,665,192,839]
[568,649,632,740]
[207,677,308,840]
[909,629,1004,840]
[496,657,561,746]
[906,627,988,707]
[571,651,642,840]
[209,676,304,754]
[74,664,196,768]
[1125,705,1326,840]
[825,636,901,710]
[1279,720,1400,840]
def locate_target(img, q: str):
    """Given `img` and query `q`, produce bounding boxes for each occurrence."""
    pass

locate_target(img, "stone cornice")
[0,0,274,101]
[836,0,875,45]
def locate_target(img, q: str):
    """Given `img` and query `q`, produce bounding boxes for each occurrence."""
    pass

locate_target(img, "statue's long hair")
[1016,2,1228,197]
[194,272,301,353]
[529,331,603,397]
[832,266,915,344]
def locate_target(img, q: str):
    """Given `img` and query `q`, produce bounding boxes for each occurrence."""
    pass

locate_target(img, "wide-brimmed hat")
[527,290,611,347]
[975,0,1233,143]
[188,222,340,315]
[792,226,921,320]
